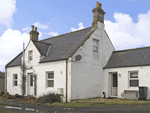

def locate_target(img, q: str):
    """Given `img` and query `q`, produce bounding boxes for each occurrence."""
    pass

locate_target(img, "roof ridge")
[33,40,51,45]
[40,27,92,42]
[114,46,150,53]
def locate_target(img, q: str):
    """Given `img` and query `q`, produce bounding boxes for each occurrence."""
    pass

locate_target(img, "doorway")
[111,73,118,96]
[28,73,34,95]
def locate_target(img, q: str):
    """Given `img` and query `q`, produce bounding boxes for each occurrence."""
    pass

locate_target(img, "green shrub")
[36,93,61,104]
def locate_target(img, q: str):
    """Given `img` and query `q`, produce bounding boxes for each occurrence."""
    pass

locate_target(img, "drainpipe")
[66,60,68,103]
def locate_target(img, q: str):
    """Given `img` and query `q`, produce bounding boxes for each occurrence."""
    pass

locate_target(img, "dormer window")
[93,39,99,53]
[29,50,33,61]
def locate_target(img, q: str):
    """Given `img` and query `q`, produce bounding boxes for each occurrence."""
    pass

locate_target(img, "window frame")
[46,71,54,88]
[13,74,18,87]
[28,50,33,61]
[129,71,139,87]
[93,39,99,53]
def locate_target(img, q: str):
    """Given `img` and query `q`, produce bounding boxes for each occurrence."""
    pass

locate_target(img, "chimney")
[29,25,39,41]
[92,1,105,28]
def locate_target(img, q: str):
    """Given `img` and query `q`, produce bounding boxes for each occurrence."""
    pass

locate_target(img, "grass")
[0,97,38,105]
[1,97,150,108]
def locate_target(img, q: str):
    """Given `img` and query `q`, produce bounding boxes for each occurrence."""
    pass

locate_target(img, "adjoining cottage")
[0,71,5,94]
[5,1,150,102]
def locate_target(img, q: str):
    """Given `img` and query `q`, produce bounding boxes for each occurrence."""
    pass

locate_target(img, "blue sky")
[0,0,150,71]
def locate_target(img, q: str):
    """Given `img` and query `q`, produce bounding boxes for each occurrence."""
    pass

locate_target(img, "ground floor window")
[13,74,18,86]
[46,72,54,87]
[129,71,139,87]
[30,74,33,86]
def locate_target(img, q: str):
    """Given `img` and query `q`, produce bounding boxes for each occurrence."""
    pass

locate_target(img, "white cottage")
[5,1,150,102]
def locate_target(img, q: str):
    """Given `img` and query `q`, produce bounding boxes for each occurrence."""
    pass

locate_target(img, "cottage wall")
[104,66,150,100]
[7,66,22,95]
[70,21,115,100]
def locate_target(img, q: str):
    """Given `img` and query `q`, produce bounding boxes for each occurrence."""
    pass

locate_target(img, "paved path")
[1,100,150,113]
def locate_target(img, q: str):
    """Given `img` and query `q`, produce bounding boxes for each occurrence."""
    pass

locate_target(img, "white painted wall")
[70,22,115,100]
[104,66,150,100]
[7,66,22,95]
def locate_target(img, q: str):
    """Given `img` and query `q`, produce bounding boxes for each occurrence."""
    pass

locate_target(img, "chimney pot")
[35,27,37,31]
[99,3,102,9]
[32,25,34,31]
[96,1,99,7]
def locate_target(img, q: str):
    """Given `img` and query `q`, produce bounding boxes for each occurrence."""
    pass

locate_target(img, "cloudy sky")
[0,0,150,72]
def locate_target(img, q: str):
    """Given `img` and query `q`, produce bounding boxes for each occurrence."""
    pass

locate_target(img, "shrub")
[36,93,61,104]
[3,92,9,97]
[15,94,21,98]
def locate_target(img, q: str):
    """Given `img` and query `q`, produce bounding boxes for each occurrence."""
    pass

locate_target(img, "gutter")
[66,60,68,103]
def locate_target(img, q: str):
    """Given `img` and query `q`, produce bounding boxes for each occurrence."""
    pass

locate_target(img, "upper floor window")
[93,39,99,53]
[46,72,54,87]
[13,74,18,86]
[129,71,139,87]
[28,50,33,61]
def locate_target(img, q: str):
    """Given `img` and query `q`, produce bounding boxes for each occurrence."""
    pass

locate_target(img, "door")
[111,73,118,96]
[28,73,34,95]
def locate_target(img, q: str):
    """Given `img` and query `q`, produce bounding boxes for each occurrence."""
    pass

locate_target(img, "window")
[28,50,33,61]
[13,74,18,86]
[46,72,54,87]
[93,39,99,53]
[30,74,33,86]
[129,71,139,87]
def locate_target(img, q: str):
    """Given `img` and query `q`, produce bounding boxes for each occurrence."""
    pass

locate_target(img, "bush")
[3,92,9,97]
[36,93,61,104]
[15,94,21,98]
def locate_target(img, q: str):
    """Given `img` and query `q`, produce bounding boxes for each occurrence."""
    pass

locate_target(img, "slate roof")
[32,41,51,56]
[104,46,150,69]
[6,27,94,67]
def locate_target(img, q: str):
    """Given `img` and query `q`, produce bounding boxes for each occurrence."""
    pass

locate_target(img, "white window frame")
[93,39,99,53]
[13,74,18,87]
[46,71,54,88]
[129,71,139,87]
[28,50,33,61]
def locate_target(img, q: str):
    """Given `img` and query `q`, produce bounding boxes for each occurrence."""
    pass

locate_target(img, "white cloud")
[104,10,150,50]
[71,22,84,31]
[48,31,58,36]
[0,29,29,71]
[22,27,29,32]
[0,0,16,27]
[33,22,49,29]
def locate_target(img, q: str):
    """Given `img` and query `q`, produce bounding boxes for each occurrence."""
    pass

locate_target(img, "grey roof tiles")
[6,27,93,67]
[104,47,150,69]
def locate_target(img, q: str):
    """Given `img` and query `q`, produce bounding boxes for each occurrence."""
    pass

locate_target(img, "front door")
[111,73,118,96]
[28,73,34,95]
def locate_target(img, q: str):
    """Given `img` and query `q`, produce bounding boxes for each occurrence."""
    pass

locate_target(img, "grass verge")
[1,97,150,108]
